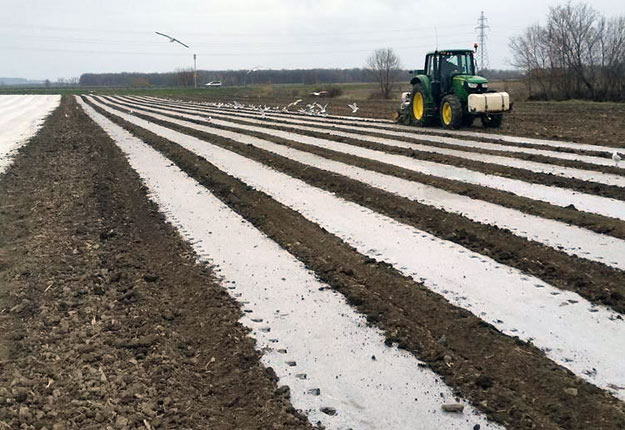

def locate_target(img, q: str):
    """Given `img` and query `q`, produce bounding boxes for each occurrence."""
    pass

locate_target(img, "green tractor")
[396,48,511,129]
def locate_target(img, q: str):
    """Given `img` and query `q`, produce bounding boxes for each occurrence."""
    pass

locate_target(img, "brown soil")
[92,96,625,311]
[493,101,625,148]
[220,118,625,201]
[117,97,625,203]
[0,96,312,430]
[163,92,625,148]
[108,97,625,241]
[289,123,624,176]
[84,96,625,430]
[128,96,625,175]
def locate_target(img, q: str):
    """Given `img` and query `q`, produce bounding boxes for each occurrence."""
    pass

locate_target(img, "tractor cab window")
[439,53,474,76]
[425,55,436,76]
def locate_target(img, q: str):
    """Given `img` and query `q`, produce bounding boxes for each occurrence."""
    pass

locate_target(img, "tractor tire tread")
[440,95,463,129]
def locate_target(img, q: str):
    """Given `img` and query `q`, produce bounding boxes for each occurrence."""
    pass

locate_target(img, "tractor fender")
[410,75,434,107]
[410,75,430,89]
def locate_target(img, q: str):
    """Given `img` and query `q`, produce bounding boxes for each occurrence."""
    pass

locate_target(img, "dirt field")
[1,94,625,429]
[151,81,625,149]
[0,97,311,429]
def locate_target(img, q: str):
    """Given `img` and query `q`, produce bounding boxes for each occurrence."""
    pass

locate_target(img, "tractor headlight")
[482,83,488,88]
[466,82,478,89]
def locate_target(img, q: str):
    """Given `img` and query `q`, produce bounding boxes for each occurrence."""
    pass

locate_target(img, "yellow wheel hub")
[412,93,424,120]
[442,102,453,125]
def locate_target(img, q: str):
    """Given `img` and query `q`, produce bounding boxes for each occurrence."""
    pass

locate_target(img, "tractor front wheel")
[410,86,430,126]
[481,113,503,128]
[440,95,463,129]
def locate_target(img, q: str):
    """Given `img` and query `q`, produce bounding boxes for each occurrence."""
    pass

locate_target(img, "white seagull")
[155,32,189,48]
[348,102,359,114]
[315,103,328,115]
[287,99,303,108]
[613,151,622,166]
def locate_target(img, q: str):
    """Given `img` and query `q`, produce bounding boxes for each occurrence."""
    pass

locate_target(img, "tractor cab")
[398,48,510,129]
[423,50,483,95]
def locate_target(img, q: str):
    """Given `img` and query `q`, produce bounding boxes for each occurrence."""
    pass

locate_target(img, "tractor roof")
[427,49,474,55]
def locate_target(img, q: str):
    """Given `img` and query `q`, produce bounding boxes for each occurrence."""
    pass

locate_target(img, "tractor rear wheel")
[481,113,503,128]
[440,95,463,129]
[410,86,430,126]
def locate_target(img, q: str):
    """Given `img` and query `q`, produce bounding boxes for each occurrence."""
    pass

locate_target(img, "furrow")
[78,96,502,430]
[129,95,625,157]
[125,96,625,177]
[86,96,625,429]
[122,97,625,194]
[159,103,625,186]
[110,96,625,222]
[95,95,625,313]
[85,95,625,400]
[101,97,625,271]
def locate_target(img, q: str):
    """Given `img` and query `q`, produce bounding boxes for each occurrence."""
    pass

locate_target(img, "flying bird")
[315,103,328,115]
[287,99,303,108]
[155,32,189,48]
[347,102,359,113]
[613,151,622,166]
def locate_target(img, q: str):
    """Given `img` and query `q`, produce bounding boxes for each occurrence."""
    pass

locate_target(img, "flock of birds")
[206,99,360,117]
[173,98,624,167]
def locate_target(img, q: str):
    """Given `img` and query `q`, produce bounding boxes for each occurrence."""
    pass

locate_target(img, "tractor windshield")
[439,52,475,76]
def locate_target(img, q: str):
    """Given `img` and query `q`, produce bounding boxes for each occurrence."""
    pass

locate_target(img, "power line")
[0,30,480,50]
[0,38,477,58]
[0,21,477,39]
[475,11,490,70]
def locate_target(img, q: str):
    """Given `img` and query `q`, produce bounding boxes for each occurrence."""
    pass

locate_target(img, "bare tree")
[175,68,195,87]
[510,2,625,101]
[547,2,600,98]
[366,48,402,99]
[597,16,625,98]
[510,24,553,98]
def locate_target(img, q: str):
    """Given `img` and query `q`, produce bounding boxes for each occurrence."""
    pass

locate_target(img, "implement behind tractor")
[396,47,511,129]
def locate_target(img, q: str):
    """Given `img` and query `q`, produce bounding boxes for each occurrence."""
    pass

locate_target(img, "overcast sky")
[1,0,623,80]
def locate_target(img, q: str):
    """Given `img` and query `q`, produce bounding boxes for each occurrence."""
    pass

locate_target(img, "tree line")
[510,2,625,101]
[79,68,380,88]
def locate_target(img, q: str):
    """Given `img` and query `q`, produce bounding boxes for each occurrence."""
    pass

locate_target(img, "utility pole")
[193,54,197,88]
[154,32,193,87]
[475,11,490,71]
